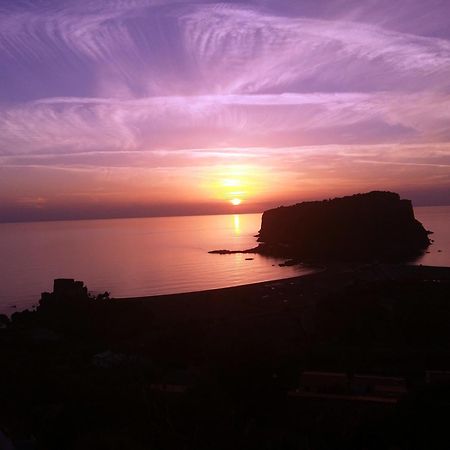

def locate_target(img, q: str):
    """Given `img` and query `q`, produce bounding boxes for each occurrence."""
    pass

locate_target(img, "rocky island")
[212,191,431,262]
[257,191,431,261]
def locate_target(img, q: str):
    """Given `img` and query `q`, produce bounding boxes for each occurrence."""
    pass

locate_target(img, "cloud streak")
[1,1,450,98]
[1,90,449,156]
[0,0,449,220]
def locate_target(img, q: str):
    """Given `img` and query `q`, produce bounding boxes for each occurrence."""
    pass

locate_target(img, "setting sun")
[202,163,273,209]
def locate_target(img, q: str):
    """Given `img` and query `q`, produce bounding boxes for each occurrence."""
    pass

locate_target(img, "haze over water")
[0,206,448,314]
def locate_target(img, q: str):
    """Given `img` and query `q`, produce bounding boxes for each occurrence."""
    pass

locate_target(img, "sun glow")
[202,163,271,209]
[223,179,240,187]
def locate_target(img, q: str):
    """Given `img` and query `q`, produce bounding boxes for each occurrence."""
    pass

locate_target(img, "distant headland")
[210,191,431,262]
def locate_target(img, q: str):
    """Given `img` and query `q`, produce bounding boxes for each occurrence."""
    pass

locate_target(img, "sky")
[0,0,449,222]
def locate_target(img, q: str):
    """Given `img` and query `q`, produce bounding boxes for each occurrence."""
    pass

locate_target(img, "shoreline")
[114,263,326,303]
[108,263,450,326]
[4,262,449,316]
[115,262,450,304]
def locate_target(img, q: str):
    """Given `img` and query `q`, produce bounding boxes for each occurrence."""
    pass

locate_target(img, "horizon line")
[1,201,449,225]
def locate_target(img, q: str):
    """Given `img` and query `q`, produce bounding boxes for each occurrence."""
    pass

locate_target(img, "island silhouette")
[211,191,431,262]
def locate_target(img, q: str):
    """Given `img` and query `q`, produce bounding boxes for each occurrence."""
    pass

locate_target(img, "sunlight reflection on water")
[0,213,312,313]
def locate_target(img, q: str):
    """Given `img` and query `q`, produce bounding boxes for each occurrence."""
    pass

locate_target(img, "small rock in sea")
[209,249,233,254]
[438,249,442,252]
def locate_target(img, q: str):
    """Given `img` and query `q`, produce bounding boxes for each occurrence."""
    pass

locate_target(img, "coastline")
[115,262,450,303]
[2,204,449,314]
[109,263,450,325]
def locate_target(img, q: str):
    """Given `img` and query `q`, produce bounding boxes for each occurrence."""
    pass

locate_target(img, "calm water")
[0,213,313,313]
[0,207,449,314]
[413,206,450,267]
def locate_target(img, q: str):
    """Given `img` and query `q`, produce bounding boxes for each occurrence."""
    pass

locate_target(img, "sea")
[0,206,449,314]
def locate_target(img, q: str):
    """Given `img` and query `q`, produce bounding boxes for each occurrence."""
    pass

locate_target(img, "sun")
[205,164,264,207]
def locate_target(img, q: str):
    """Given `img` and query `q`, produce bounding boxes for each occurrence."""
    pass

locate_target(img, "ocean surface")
[0,206,449,314]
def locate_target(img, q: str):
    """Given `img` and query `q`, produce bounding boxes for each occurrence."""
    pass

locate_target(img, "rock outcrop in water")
[256,191,430,262]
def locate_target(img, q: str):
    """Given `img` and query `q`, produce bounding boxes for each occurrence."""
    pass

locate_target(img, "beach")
[109,263,450,365]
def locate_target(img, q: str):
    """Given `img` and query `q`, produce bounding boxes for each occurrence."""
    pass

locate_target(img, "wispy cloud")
[0,0,449,219]
[1,1,449,98]
[1,90,449,156]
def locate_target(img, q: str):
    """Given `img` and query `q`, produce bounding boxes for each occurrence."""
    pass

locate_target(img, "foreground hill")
[257,191,430,261]
[2,265,450,449]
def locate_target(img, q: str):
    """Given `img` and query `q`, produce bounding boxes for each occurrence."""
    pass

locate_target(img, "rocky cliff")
[257,191,430,261]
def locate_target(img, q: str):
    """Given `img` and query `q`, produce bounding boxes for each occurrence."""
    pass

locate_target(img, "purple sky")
[0,0,449,222]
